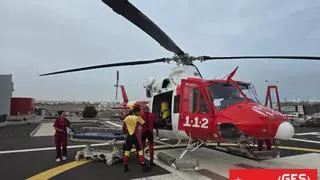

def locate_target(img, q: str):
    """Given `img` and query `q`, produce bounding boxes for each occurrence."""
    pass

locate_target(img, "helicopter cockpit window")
[182,84,209,114]
[208,82,245,110]
[237,82,261,104]
[190,87,198,113]
[162,78,171,88]
[200,94,208,113]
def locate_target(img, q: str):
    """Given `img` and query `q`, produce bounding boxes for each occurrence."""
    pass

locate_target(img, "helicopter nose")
[274,121,295,140]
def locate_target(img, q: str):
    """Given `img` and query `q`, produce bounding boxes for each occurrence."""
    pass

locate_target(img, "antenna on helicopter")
[227,66,239,80]
[221,66,239,80]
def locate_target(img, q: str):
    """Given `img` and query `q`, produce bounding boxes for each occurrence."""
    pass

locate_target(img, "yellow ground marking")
[26,142,319,179]
[27,143,196,179]
[26,159,91,180]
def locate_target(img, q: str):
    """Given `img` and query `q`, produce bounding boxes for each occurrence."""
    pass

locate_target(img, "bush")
[82,106,97,118]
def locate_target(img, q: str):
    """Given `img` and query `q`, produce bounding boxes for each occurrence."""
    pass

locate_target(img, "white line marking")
[289,138,320,144]
[295,132,320,136]
[29,123,42,136]
[0,142,112,154]
[129,173,185,180]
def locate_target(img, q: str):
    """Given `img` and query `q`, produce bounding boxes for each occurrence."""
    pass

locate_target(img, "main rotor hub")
[172,54,198,65]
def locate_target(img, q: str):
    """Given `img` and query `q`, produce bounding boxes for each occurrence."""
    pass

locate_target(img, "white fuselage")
[149,88,190,140]
[146,64,202,141]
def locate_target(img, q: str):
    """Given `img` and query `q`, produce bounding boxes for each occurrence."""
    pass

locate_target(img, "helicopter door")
[179,79,213,139]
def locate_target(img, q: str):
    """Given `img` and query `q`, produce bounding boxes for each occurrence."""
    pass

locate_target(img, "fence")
[9,114,36,121]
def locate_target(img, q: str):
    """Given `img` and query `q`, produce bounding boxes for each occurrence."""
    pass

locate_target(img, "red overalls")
[141,112,158,162]
[53,117,70,159]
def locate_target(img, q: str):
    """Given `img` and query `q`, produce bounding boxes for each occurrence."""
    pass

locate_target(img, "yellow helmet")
[128,102,135,110]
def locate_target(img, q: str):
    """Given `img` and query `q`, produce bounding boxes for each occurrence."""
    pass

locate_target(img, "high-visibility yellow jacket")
[123,115,145,135]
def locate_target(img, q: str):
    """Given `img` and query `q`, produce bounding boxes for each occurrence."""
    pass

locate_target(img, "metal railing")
[81,126,122,135]
[8,114,36,121]
[70,126,124,143]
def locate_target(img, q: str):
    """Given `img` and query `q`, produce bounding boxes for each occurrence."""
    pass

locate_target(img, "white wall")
[0,74,13,119]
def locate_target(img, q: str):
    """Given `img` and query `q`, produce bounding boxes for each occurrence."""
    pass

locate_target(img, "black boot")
[124,165,129,173]
[141,163,150,173]
[150,160,155,166]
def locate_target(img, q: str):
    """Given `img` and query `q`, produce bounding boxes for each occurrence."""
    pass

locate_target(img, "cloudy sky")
[1,0,320,102]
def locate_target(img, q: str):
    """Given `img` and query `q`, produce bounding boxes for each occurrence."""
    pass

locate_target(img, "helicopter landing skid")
[157,139,203,170]
[211,140,280,161]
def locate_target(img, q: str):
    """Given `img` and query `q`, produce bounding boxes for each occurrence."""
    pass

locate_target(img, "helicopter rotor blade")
[101,0,184,56]
[199,55,320,61]
[39,58,169,76]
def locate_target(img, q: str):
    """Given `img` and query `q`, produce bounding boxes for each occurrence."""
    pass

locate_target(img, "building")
[0,75,14,122]
[10,97,35,115]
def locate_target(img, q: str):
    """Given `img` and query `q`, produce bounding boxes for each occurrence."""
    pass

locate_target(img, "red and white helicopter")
[40,0,320,162]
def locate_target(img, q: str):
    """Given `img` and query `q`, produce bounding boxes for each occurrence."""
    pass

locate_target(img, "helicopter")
[39,0,320,162]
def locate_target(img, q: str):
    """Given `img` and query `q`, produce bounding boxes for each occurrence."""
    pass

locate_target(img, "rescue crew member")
[141,104,158,166]
[121,103,134,152]
[53,111,72,162]
[122,104,149,172]
[122,102,135,120]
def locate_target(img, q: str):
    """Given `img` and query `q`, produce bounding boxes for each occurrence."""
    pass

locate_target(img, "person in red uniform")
[53,111,71,162]
[122,104,149,173]
[141,104,158,166]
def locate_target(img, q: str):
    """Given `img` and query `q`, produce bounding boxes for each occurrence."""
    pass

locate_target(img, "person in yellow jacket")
[122,104,149,173]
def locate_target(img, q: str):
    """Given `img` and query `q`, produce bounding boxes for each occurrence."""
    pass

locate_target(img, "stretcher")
[71,127,125,142]
[70,126,125,166]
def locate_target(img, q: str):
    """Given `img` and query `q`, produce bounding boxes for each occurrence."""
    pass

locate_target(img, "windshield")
[208,81,260,110]
[237,82,261,104]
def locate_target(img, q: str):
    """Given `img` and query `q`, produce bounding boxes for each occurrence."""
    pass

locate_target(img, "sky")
[1,0,320,102]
